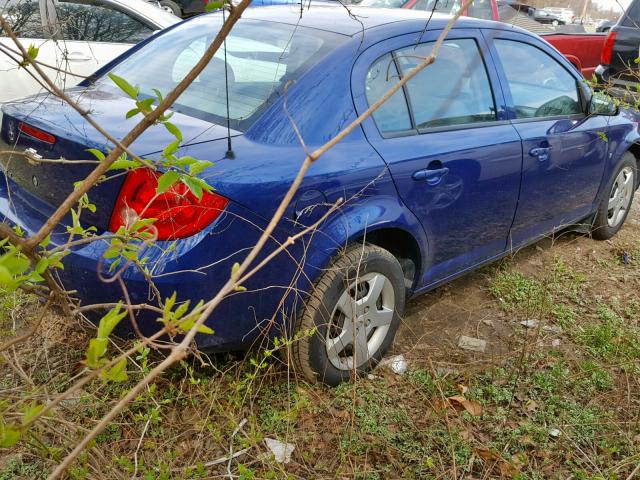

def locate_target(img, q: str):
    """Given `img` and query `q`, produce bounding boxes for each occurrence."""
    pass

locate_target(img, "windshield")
[97,16,346,130]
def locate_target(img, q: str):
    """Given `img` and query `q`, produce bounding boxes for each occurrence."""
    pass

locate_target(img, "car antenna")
[222,5,235,159]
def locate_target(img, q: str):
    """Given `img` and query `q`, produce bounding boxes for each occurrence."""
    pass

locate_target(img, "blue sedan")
[1,6,638,385]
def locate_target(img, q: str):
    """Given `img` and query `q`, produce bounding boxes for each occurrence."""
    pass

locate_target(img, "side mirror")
[588,91,618,116]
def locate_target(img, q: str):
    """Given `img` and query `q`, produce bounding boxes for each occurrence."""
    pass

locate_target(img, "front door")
[354,31,523,286]
[488,33,610,246]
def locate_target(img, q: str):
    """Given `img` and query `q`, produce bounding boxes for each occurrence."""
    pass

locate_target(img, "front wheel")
[592,153,636,240]
[291,245,405,386]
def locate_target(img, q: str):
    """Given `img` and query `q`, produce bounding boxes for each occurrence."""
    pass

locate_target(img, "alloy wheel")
[607,166,634,228]
[325,272,395,370]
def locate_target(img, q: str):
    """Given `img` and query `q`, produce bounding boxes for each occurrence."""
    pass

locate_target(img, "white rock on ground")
[264,438,295,464]
[458,336,487,352]
[379,355,408,374]
[520,319,539,328]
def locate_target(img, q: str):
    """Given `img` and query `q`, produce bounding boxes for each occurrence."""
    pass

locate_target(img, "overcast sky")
[593,0,631,12]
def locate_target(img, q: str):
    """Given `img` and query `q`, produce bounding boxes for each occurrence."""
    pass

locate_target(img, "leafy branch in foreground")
[0,0,476,477]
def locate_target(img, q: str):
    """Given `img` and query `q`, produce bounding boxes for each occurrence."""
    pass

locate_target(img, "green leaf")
[27,44,39,61]
[86,338,108,368]
[164,122,183,142]
[108,73,139,100]
[138,97,155,112]
[0,252,31,277]
[86,148,105,161]
[0,422,20,447]
[188,160,214,176]
[97,304,127,339]
[35,258,49,275]
[0,266,14,285]
[39,235,51,248]
[162,139,181,158]
[181,176,205,200]
[22,403,44,425]
[109,159,139,171]
[125,108,141,119]
[205,0,223,11]
[157,170,180,194]
[152,88,164,104]
[231,262,240,277]
[178,317,214,335]
[104,358,128,382]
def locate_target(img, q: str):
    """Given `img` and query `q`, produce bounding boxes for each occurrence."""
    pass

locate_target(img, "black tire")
[159,0,182,16]
[291,244,405,386]
[592,153,637,240]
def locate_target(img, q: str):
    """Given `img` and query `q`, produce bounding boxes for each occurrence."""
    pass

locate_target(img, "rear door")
[44,0,157,82]
[353,30,523,287]
[486,31,610,246]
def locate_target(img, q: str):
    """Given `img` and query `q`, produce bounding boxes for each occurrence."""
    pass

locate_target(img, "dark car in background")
[596,0,640,95]
[157,0,207,16]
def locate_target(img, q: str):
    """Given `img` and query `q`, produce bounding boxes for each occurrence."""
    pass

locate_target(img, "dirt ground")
[396,202,640,367]
[1,204,639,479]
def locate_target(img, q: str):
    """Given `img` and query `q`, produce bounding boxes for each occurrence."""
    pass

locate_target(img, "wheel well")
[358,228,422,292]
[628,143,640,185]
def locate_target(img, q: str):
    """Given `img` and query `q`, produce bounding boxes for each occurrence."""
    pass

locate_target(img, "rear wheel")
[159,0,182,16]
[291,245,405,386]
[592,154,636,240]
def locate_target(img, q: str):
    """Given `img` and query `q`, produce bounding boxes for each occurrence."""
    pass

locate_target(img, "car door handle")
[64,52,92,62]
[529,146,552,162]
[412,167,449,185]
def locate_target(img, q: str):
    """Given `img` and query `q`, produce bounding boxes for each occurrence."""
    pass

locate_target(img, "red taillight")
[601,31,617,65]
[18,122,56,144]
[108,169,228,241]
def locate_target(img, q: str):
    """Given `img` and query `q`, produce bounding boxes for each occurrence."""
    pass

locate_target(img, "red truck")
[359,0,605,78]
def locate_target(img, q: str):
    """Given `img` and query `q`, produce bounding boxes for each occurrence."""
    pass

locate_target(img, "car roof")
[240,4,522,36]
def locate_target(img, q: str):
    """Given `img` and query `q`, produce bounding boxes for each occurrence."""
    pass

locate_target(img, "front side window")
[0,0,46,39]
[494,39,582,119]
[99,17,346,130]
[54,1,154,43]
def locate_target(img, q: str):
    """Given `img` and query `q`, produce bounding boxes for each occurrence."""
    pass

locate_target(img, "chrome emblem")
[6,121,16,144]
[32,175,38,188]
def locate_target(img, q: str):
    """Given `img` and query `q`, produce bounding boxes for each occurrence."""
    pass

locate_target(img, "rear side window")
[54,1,154,43]
[366,39,497,134]
[396,39,496,128]
[0,0,47,39]
[365,53,412,133]
[494,39,582,119]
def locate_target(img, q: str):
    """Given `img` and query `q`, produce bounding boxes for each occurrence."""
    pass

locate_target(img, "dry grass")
[1,206,640,479]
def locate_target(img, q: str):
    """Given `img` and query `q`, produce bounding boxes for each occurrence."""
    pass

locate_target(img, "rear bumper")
[0,172,307,351]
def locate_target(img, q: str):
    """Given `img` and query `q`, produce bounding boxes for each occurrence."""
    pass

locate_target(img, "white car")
[0,0,179,104]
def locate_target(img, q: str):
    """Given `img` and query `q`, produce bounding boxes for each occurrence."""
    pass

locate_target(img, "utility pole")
[581,0,589,22]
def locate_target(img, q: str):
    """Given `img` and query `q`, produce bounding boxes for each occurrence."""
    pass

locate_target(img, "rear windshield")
[96,16,346,131]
